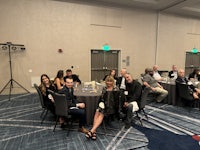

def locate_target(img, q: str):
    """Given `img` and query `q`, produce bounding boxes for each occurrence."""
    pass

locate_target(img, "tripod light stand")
[0,42,30,101]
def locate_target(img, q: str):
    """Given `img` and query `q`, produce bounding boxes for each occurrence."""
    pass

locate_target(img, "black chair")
[127,101,142,126]
[49,90,72,134]
[136,87,149,120]
[124,86,149,127]
[34,83,49,124]
[175,81,196,107]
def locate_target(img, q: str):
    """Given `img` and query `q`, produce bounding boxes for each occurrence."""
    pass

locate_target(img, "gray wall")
[0,0,200,93]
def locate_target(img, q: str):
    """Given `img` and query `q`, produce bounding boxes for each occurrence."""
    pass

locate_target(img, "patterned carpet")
[0,93,200,150]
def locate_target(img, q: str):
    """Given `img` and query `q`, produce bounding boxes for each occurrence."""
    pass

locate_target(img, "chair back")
[34,83,45,108]
[138,87,150,109]
[176,81,194,101]
[51,92,69,117]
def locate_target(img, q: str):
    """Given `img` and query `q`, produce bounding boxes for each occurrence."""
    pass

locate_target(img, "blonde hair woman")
[85,76,121,140]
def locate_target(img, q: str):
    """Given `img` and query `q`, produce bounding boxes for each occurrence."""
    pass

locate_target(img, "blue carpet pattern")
[0,93,200,150]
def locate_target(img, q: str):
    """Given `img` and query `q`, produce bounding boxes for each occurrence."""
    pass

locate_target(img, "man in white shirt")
[153,65,162,81]
[168,65,178,80]
[117,68,127,91]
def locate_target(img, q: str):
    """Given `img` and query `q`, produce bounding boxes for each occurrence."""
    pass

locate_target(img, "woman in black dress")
[39,74,56,116]
[85,76,122,140]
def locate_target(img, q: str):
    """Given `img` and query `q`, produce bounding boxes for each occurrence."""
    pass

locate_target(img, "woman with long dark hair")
[39,74,56,115]
[54,70,64,91]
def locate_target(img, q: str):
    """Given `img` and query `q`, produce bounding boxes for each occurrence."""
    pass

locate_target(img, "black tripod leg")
[9,80,12,101]
[0,42,29,98]
[12,79,30,93]
[0,80,11,94]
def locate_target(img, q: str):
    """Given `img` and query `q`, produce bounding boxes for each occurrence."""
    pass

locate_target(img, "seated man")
[153,65,163,81]
[58,76,88,134]
[176,69,200,99]
[143,68,168,103]
[168,65,178,79]
[64,69,81,86]
[116,68,127,91]
[121,73,142,128]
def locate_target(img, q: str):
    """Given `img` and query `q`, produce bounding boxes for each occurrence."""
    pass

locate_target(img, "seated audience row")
[86,73,143,140]
[103,67,168,106]
[153,65,178,81]
[151,65,200,84]
[176,69,200,99]
[86,67,168,140]
[39,73,88,133]
[40,67,199,141]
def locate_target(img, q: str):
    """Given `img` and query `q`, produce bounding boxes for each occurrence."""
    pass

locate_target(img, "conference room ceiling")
[53,0,200,18]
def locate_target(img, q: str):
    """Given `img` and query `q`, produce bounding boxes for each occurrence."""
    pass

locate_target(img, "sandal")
[85,131,96,140]
[91,132,96,140]
[85,130,92,139]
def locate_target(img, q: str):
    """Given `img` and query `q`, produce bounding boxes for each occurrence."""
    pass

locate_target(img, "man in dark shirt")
[59,77,88,134]
[176,69,200,99]
[64,69,81,85]
[122,73,142,128]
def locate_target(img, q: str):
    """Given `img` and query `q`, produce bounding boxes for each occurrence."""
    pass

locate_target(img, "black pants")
[68,108,86,127]
[122,103,133,124]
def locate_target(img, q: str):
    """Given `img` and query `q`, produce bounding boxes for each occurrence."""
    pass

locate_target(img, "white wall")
[0,0,200,93]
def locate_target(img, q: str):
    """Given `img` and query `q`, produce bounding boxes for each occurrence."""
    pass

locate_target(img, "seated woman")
[188,68,200,81]
[188,68,200,89]
[103,69,119,84]
[54,70,65,91]
[85,76,121,140]
[39,74,56,116]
